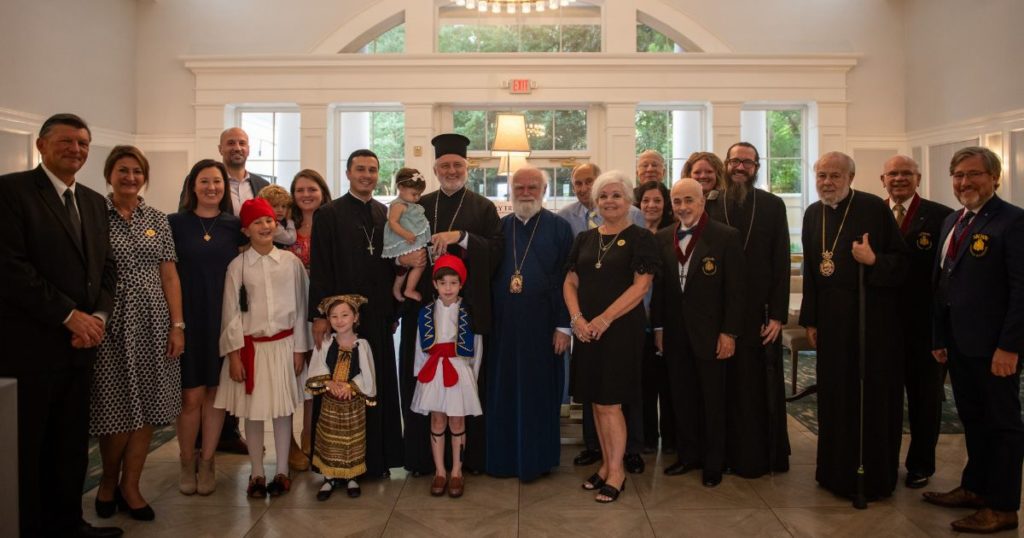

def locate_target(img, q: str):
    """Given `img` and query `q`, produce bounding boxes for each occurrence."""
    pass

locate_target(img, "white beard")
[513,199,542,221]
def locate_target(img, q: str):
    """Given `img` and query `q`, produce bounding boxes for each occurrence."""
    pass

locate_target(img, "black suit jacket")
[933,195,1024,357]
[893,195,953,352]
[0,166,116,373]
[651,218,745,360]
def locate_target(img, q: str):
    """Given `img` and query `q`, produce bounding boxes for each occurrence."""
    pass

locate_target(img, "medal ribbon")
[898,194,921,235]
[240,329,294,394]
[673,213,708,266]
[945,209,976,260]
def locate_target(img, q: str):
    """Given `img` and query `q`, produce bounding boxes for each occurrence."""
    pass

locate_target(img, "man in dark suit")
[878,155,953,490]
[924,146,1024,534]
[652,177,744,488]
[0,114,120,537]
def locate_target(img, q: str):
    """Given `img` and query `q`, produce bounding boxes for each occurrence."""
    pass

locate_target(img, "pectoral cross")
[367,244,375,256]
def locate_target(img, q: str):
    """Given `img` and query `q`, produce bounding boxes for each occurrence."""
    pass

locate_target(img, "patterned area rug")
[783,351,965,435]
[83,425,177,493]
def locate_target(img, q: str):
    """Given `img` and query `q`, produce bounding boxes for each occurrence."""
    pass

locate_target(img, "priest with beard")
[397,133,503,475]
[706,142,791,478]
[800,151,910,501]
[308,149,404,477]
[485,167,574,481]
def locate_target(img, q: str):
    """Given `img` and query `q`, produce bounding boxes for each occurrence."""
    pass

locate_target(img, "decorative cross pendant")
[367,244,375,256]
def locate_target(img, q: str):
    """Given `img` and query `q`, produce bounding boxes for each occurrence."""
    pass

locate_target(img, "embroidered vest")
[418,301,475,359]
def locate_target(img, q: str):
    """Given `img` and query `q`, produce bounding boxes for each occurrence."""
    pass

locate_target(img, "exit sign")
[510,79,532,94]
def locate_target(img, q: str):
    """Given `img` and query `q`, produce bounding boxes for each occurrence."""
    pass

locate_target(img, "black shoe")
[573,448,602,466]
[905,472,930,489]
[317,479,335,501]
[346,480,361,498]
[94,487,119,518]
[595,478,626,504]
[77,521,124,537]
[723,466,735,475]
[624,453,645,474]
[664,461,702,476]
[115,490,155,521]
[702,473,722,488]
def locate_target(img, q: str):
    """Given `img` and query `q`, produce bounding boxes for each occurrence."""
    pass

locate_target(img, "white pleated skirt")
[410,357,482,417]
[214,336,300,421]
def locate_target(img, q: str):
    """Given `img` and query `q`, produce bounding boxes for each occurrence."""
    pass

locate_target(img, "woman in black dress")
[564,170,658,503]
[169,159,243,496]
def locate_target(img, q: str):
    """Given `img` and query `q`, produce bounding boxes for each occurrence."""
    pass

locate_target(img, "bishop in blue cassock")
[485,168,574,481]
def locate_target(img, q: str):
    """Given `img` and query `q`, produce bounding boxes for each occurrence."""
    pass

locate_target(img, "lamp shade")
[491,113,531,154]
[498,152,531,175]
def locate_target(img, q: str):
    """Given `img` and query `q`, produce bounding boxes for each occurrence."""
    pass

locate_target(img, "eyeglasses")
[726,158,757,168]
[951,170,989,181]
[884,170,917,178]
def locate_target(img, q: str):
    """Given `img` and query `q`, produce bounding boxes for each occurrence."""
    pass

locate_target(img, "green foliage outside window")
[767,110,802,194]
[362,24,404,53]
[635,110,673,163]
[438,24,600,53]
[453,109,587,152]
[370,111,405,196]
[636,23,679,53]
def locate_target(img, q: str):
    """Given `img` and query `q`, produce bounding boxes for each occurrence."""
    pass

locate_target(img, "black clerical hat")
[431,133,470,159]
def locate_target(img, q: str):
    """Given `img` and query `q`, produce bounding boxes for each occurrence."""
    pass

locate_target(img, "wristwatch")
[171,322,186,330]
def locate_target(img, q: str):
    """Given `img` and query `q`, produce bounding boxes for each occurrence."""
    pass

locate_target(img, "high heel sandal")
[582,473,606,491]
[595,478,626,504]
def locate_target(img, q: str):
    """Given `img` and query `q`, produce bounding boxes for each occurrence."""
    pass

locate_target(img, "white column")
[403,1,434,53]
[298,104,329,183]
[193,104,225,161]
[604,103,638,176]
[404,103,437,191]
[603,1,637,53]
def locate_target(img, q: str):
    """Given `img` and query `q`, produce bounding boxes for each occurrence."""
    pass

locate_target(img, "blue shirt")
[556,201,645,237]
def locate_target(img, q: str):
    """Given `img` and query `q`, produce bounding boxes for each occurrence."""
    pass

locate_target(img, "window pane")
[768,110,801,159]
[524,110,554,151]
[635,110,672,162]
[239,111,301,187]
[552,166,576,198]
[439,23,600,53]
[635,109,704,181]
[338,110,404,197]
[454,110,487,151]
[768,159,802,194]
[637,23,680,53]
[561,25,601,53]
[554,110,587,151]
[361,24,404,54]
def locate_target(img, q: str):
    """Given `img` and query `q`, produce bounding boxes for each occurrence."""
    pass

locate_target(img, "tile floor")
[81,416,1023,537]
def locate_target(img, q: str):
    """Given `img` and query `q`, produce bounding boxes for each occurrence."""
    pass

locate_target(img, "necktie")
[945,210,975,262]
[63,189,82,246]
[586,209,598,230]
[894,204,906,228]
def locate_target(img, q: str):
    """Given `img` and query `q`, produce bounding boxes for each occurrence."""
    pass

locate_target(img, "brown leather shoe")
[923,486,986,508]
[951,508,1018,534]
[288,438,309,472]
[448,475,464,498]
[430,474,447,496]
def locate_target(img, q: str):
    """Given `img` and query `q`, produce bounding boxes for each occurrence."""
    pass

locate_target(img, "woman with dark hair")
[170,159,244,496]
[632,179,677,456]
[90,145,184,522]
[635,180,675,233]
[286,169,331,470]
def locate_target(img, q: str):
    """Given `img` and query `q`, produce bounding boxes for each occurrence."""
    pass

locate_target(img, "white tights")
[244,415,293,478]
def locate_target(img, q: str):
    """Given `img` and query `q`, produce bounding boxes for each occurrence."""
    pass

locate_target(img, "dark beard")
[726,181,751,208]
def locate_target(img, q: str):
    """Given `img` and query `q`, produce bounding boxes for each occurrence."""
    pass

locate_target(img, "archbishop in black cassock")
[308,154,405,477]
[800,152,910,501]
[399,134,504,475]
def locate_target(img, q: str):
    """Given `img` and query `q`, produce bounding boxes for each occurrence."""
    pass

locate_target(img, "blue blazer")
[932,195,1024,357]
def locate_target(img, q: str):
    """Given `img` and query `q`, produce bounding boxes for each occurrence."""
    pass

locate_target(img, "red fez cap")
[240,198,276,228]
[433,254,467,283]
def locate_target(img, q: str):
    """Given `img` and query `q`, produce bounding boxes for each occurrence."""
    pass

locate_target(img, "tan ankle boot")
[197,456,216,495]
[289,437,309,472]
[179,454,197,495]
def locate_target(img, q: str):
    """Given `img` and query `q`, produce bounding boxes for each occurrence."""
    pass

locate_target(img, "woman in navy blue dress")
[169,159,243,496]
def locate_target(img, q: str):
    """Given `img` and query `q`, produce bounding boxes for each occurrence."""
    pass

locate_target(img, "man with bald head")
[651,178,744,487]
[637,149,667,184]
[179,127,270,216]
[879,155,953,489]
[485,167,574,480]
[800,151,910,501]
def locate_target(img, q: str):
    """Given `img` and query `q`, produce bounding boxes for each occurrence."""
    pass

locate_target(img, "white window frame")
[332,104,406,200]
[231,105,302,188]
[634,104,709,182]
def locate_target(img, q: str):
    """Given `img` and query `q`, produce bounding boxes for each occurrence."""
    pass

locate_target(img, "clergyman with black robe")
[397,133,503,475]
[799,151,909,501]
[706,142,791,478]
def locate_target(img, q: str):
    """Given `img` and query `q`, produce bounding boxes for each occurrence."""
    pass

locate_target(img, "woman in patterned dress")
[90,146,184,521]
[287,169,331,467]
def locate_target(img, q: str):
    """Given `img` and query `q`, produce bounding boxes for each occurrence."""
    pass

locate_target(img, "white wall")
[903,0,1024,132]
[0,0,137,134]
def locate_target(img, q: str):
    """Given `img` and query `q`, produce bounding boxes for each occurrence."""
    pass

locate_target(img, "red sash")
[417,342,458,388]
[240,329,294,394]
[898,195,921,235]
[674,213,708,266]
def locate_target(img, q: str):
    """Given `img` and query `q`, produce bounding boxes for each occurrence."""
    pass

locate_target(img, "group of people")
[1,112,1021,536]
